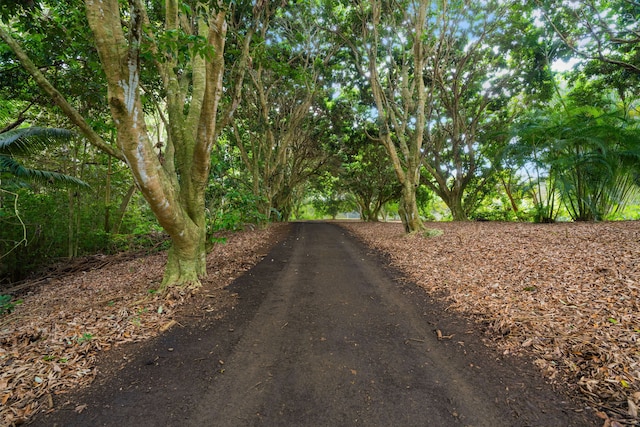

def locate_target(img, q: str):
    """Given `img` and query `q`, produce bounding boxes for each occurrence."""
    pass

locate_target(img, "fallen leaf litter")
[0,225,283,426]
[1,221,638,426]
[340,221,640,426]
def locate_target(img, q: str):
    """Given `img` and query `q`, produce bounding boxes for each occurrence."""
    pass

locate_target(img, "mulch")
[339,221,640,427]
[0,225,286,426]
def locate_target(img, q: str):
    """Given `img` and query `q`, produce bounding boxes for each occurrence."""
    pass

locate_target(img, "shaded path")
[39,222,596,426]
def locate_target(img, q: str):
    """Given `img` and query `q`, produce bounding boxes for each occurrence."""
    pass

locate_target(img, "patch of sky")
[551,57,581,72]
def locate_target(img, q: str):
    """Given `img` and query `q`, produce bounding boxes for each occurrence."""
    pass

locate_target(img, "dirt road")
[38,222,596,426]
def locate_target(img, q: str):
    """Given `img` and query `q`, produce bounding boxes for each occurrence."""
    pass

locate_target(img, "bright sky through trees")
[0,0,639,286]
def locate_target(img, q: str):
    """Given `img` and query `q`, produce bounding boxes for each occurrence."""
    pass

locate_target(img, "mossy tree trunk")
[3,0,257,289]
[85,0,227,287]
[83,0,231,289]
[358,0,429,233]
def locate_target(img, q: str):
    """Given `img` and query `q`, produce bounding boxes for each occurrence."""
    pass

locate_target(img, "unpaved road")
[38,222,597,426]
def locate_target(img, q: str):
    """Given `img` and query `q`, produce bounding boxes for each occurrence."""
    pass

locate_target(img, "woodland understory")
[0,221,638,426]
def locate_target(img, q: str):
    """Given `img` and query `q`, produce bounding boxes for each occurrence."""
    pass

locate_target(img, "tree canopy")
[1,0,639,285]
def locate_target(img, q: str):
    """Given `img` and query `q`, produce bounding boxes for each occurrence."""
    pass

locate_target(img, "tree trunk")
[399,181,423,232]
[111,185,136,235]
[439,190,468,221]
[67,189,76,259]
[358,198,373,221]
[4,1,236,289]
[360,0,427,233]
[84,0,228,289]
[162,230,206,287]
[500,175,519,214]
[370,205,381,222]
[104,156,112,233]
[448,200,468,221]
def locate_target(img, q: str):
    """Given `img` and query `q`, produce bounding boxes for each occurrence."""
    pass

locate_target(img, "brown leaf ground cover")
[0,225,285,426]
[2,220,638,426]
[339,221,640,426]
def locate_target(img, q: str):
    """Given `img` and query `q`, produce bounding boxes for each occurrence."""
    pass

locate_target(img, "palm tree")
[549,108,640,220]
[0,126,89,263]
[511,106,640,221]
[0,126,88,188]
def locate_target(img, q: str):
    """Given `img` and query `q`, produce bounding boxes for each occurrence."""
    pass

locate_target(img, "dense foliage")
[1,0,639,284]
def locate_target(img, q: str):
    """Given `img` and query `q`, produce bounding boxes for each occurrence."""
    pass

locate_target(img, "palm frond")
[0,153,26,176]
[0,154,89,188]
[0,127,75,155]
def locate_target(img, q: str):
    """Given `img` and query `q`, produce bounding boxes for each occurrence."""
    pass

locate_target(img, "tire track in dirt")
[37,222,597,426]
[189,222,594,426]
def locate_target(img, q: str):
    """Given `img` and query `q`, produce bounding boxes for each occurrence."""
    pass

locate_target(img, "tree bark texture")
[84,0,228,288]
[360,0,428,233]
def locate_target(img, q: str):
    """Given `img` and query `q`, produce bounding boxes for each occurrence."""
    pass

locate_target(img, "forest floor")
[0,221,637,426]
[1,225,287,425]
[341,220,640,427]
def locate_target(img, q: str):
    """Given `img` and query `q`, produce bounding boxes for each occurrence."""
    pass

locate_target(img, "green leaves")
[0,126,89,189]
[155,29,215,63]
[0,127,73,154]
[510,104,640,221]
[0,294,22,315]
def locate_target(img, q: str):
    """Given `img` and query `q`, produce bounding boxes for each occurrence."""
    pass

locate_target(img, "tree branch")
[0,25,125,161]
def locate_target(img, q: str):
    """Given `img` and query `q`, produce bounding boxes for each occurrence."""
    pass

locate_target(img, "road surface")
[38,222,596,426]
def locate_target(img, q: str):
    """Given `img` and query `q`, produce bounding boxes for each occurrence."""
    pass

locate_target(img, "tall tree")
[342,142,400,221]
[231,3,332,222]
[1,0,255,289]
[343,0,430,231]
[328,101,401,222]
[338,0,519,225]
[417,1,515,221]
[270,107,333,221]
